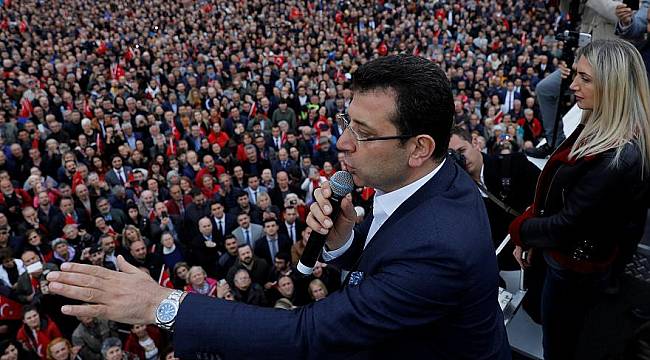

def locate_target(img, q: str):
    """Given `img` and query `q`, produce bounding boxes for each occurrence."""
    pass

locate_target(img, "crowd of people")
[1,0,644,358]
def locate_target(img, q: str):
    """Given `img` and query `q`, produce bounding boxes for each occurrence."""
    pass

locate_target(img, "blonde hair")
[121,225,143,248]
[187,266,207,281]
[46,337,72,360]
[570,39,650,176]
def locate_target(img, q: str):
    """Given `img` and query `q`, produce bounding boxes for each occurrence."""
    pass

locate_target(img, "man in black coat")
[278,206,306,245]
[449,128,540,267]
[254,219,291,265]
[182,189,210,242]
[449,127,543,322]
[124,238,164,281]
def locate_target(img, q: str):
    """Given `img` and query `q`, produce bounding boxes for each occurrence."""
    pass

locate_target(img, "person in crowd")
[0,248,26,289]
[510,39,650,359]
[226,244,270,286]
[71,316,118,360]
[123,324,165,360]
[231,212,264,248]
[0,339,36,360]
[100,338,136,360]
[45,338,81,360]
[308,279,329,302]
[229,268,266,306]
[16,306,62,359]
[216,235,239,279]
[183,266,218,297]
[254,219,291,265]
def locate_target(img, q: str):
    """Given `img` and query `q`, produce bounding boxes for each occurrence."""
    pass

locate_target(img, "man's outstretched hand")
[46,255,173,324]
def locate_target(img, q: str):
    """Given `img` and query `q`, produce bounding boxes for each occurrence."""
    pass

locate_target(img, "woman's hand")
[513,246,533,269]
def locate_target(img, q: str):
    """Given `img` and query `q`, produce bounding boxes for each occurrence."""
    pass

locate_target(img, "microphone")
[297,171,354,275]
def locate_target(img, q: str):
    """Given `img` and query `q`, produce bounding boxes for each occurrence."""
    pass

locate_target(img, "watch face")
[156,300,177,323]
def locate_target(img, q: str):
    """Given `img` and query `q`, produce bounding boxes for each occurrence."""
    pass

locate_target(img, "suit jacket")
[210,214,237,239]
[231,224,264,249]
[174,159,510,359]
[253,234,292,264]
[482,152,539,249]
[104,166,133,187]
[244,186,268,205]
[278,220,306,244]
[271,159,296,176]
[190,233,221,277]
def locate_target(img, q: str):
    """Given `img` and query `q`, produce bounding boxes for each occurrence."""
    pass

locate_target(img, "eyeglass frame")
[335,113,414,143]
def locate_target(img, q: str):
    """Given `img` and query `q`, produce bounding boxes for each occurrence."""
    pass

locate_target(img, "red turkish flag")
[19,98,33,118]
[158,265,174,289]
[0,295,22,320]
[71,171,85,193]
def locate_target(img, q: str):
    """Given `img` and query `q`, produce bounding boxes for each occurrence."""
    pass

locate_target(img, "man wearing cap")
[86,244,116,271]
[312,135,338,168]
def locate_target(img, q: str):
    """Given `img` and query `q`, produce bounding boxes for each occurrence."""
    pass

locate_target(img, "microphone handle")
[297,194,344,275]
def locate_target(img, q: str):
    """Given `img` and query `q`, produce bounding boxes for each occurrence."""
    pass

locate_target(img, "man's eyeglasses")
[335,113,413,143]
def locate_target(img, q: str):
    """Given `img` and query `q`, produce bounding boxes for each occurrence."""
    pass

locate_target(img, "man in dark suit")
[449,127,540,255]
[47,55,510,360]
[254,219,291,264]
[498,81,523,114]
[209,201,236,241]
[182,189,210,241]
[269,171,301,208]
[104,155,133,188]
[278,206,306,244]
[190,217,220,277]
[270,148,296,177]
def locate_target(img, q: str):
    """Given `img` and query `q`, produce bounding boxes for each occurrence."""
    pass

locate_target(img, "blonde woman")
[509,39,650,359]
[184,266,218,297]
[121,225,149,249]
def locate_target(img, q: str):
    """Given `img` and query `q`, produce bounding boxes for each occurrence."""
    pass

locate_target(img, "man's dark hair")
[190,188,203,198]
[0,247,12,262]
[263,218,277,226]
[351,54,454,160]
[450,125,472,143]
[275,252,291,264]
[236,191,249,200]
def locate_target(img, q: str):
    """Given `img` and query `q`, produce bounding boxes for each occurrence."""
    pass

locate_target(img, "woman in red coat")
[16,306,62,360]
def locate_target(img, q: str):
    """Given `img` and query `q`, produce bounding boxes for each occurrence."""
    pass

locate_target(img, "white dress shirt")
[322,159,446,260]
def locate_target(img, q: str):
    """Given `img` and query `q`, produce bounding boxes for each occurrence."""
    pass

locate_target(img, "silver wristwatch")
[154,290,184,331]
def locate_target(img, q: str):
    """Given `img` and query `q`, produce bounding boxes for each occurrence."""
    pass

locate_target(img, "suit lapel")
[358,159,458,265]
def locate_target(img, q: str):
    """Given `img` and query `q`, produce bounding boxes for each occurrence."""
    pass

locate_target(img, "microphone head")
[329,171,355,198]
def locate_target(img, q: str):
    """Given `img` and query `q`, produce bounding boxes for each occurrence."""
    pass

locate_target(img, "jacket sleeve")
[517,154,635,249]
[616,1,649,39]
[174,234,469,359]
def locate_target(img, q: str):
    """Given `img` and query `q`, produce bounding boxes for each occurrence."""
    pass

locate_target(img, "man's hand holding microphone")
[300,171,356,275]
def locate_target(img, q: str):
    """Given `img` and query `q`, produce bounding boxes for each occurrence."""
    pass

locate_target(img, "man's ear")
[408,135,436,168]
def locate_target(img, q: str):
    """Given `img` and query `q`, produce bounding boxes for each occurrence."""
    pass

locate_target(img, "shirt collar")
[372,159,446,219]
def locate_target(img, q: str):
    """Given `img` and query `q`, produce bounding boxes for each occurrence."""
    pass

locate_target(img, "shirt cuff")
[321,231,355,261]
[615,21,632,34]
